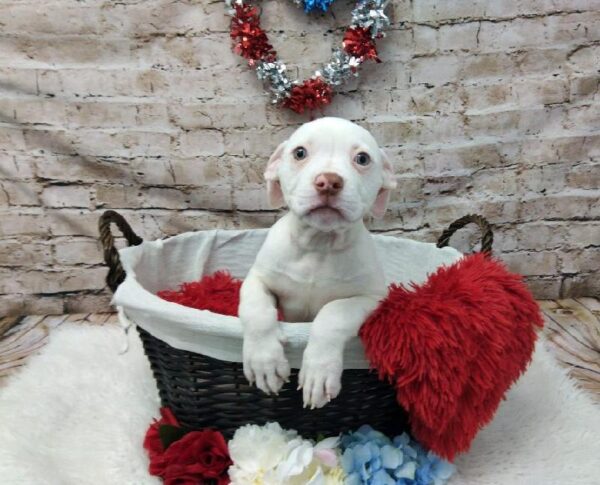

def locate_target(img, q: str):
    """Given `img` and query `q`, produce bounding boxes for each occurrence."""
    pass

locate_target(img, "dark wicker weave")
[99,210,493,438]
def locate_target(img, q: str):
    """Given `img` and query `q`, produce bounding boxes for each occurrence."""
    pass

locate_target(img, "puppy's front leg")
[239,270,290,395]
[299,295,380,409]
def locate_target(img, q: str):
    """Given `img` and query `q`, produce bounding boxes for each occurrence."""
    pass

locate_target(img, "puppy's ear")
[264,141,286,209]
[371,149,397,219]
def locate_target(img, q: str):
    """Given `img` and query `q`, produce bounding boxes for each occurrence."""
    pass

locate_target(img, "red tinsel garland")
[282,78,334,114]
[343,27,381,63]
[230,4,276,63]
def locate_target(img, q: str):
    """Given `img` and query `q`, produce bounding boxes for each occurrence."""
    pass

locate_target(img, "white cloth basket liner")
[114,229,463,369]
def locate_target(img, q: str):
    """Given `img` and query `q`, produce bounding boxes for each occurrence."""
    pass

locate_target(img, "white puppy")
[239,117,396,409]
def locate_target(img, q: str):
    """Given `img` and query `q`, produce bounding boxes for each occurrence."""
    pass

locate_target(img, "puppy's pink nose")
[314,173,344,196]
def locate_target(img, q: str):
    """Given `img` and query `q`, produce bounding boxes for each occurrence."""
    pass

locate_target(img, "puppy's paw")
[243,332,290,395]
[299,345,343,409]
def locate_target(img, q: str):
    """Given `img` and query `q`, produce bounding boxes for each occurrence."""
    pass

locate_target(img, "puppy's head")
[265,117,396,231]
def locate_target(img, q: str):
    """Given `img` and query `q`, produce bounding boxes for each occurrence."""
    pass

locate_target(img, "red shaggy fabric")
[157,271,241,317]
[157,254,543,460]
[360,252,543,460]
[158,271,285,321]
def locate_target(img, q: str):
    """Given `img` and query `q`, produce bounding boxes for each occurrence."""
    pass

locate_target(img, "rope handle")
[98,210,143,293]
[436,214,493,254]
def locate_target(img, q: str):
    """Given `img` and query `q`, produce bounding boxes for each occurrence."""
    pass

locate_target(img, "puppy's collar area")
[286,211,366,252]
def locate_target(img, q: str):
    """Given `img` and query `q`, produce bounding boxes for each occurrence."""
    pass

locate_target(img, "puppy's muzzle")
[314,172,344,197]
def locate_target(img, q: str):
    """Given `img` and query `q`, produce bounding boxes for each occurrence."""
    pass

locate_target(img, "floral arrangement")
[225,0,391,113]
[144,408,455,484]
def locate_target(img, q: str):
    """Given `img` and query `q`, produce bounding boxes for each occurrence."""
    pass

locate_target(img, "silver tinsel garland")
[351,0,391,38]
[319,49,360,87]
[255,61,295,103]
[224,0,243,15]
[225,0,391,105]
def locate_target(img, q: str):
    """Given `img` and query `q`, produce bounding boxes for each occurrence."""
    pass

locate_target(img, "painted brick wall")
[1,0,599,316]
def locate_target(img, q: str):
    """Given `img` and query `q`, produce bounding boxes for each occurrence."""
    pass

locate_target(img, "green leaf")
[159,425,188,450]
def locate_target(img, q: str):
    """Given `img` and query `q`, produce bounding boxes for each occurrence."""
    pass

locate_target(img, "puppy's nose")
[314,173,344,196]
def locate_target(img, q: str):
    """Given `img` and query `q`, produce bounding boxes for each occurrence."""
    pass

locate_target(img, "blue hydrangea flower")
[340,425,455,485]
[302,0,336,13]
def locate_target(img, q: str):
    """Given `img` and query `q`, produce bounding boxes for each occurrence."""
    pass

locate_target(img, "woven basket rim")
[113,230,463,369]
[100,210,491,368]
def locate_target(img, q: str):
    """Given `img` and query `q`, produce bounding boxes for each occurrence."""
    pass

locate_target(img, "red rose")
[144,407,180,458]
[144,409,231,484]
[162,430,231,485]
[144,407,181,476]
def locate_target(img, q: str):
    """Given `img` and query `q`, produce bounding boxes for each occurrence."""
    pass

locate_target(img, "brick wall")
[1,0,599,316]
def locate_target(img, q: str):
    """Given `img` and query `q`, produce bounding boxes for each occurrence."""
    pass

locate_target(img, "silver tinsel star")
[351,0,391,38]
[320,49,360,86]
[256,61,294,103]
[223,0,244,16]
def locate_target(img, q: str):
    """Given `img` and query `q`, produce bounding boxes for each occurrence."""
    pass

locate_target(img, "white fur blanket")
[0,324,599,485]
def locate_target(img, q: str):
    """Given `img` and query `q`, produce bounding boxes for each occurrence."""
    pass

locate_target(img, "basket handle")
[436,214,493,254]
[98,210,143,293]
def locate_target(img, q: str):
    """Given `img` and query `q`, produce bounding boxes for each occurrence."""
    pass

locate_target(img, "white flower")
[314,437,340,468]
[275,436,342,485]
[228,422,297,484]
[228,423,344,485]
[274,437,315,481]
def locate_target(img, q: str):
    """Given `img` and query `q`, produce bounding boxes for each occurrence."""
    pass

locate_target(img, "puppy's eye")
[354,152,371,166]
[293,146,308,160]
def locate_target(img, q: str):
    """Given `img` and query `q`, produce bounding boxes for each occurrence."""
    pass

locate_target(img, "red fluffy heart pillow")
[157,253,543,460]
[360,252,543,459]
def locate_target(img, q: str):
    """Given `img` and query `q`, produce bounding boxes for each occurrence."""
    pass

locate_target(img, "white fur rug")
[0,325,599,485]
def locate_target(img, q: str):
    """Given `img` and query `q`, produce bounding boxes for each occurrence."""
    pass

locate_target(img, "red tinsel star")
[282,78,334,114]
[230,4,276,62]
[343,27,381,63]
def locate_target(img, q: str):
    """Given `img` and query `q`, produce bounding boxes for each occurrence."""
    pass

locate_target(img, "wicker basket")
[99,210,492,438]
